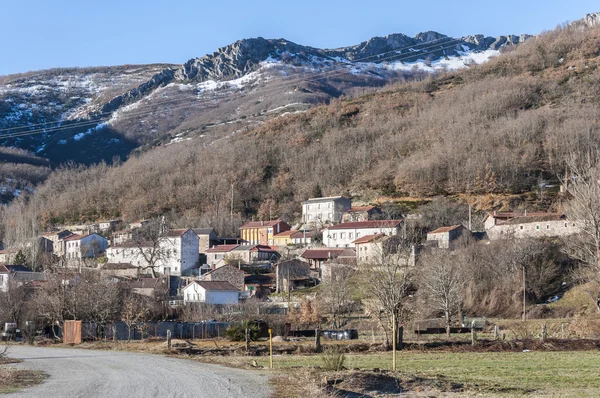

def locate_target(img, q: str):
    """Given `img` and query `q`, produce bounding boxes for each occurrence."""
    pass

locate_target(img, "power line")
[0,38,473,140]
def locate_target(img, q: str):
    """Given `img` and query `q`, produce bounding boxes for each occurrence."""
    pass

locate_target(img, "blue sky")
[0,0,597,75]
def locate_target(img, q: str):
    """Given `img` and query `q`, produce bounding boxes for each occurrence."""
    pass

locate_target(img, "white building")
[323,220,403,248]
[106,229,199,276]
[484,212,579,240]
[302,196,351,225]
[64,233,109,263]
[182,281,239,305]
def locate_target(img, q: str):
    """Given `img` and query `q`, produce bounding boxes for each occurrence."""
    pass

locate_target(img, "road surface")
[7,345,271,398]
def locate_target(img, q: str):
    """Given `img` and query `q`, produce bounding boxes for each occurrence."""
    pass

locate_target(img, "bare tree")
[562,153,600,311]
[419,251,466,337]
[359,244,414,350]
[319,265,356,328]
[121,292,150,342]
[131,218,171,278]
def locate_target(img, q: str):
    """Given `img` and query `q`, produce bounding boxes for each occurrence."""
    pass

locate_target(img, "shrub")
[224,322,260,342]
[321,345,346,371]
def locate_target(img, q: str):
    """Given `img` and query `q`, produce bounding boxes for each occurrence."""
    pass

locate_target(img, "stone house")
[112,230,133,246]
[239,219,291,246]
[300,248,346,269]
[199,264,245,291]
[193,228,218,255]
[302,196,351,225]
[342,206,382,222]
[99,219,122,233]
[426,225,469,249]
[274,259,312,293]
[205,244,279,268]
[64,233,109,264]
[182,281,239,305]
[41,230,73,256]
[484,212,579,240]
[354,234,387,263]
[101,263,140,278]
[105,229,199,276]
[323,220,403,248]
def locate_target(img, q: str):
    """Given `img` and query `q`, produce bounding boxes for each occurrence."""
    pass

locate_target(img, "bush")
[224,323,260,342]
[321,345,346,371]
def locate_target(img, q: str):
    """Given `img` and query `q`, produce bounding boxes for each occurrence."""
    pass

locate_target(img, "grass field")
[199,350,600,397]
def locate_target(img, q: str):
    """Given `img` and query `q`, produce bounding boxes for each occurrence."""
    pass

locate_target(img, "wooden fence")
[63,320,82,344]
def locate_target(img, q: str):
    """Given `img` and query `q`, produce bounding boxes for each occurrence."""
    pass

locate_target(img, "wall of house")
[356,241,382,263]
[179,231,200,274]
[426,232,451,249]
[302,198,351,224]
[324,226,399,248]
[205,290,239,305]
[183,283,205,303]
[487,220,579,240]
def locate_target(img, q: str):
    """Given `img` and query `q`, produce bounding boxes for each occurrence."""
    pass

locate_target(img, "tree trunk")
[396,325,404,350]
[445,310,451,338]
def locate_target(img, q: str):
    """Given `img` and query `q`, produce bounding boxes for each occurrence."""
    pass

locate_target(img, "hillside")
[0,30,527,170]
[2,20,598,234]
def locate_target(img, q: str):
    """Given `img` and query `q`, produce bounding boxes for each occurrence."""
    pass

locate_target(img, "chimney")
[261,220,264,226]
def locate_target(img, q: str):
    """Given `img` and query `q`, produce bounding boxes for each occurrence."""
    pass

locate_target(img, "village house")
[127,277,168,298]
[199,264,245,291]
[0,265,46,292]
[101,263,140,278]
[182,281,239,305]
[239,219,291,246]
[302,196,352,225]
[105,229,199,276]
[205,244,279,268]
[322,220,403,248]
[274,259,312,293]
[64,233,109,264]
[128,219,150,230]
[0,249,19,264]
[272,230,297,247]
[112,230,133,246]
[354,234,387,263]
[41,230,73,256]
[426,225,469,249]
[300,248,346,269]
[342,205,382,222]
[99,219,122,233]
[244,274,273,298]
[193,228,218,255]
[484,212,579,240]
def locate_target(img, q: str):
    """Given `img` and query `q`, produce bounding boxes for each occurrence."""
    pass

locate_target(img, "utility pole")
[230,183,234,223]
[468,203,473,231]
[522,264,527,321]
[392,313,397,371]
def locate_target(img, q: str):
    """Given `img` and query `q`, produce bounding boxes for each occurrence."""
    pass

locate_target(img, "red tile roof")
[429,225,463,234]
[239,219,288,229]
[63,234,83,241]
[301,248,345,260]
[326,220,402,230]
[352,233,386,244]
[166,229,189,237]
[206,244,239,253]
[273,230,297,238]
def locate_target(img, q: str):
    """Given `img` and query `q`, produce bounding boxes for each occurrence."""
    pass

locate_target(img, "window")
[546,225,550,230]
[306,204,310,210]
[349,233,353,239]
[536,225,540,230]
[565,223,568,228]
[332,233,337,239]
[340,232,346,239]
[356,232,360,238]
[318,203,321,209]
[520,226,523,230]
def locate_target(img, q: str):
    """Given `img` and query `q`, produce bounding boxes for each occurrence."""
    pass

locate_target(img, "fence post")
[315,327,322,353]
[471,320,477,346]
[561,323,566,339]
[167,329,172,350]
[541,323,547,343]
[494,325,499,340]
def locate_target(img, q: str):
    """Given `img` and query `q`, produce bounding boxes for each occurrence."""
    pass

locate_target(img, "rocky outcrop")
[585,12,600,27]
[461,34,532,50]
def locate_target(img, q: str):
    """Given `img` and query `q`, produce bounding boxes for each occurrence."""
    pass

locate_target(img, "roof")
[486,211,555,221]
[201,265,244,276]
[326,220,403,230]
[188,280,239,291]
[193,228,216,236]
[103,263,138,270]
[301,248,345,260]
[303,196,345,203]
[13,272,46,282]
[429,225,464,234]
[239,219,288,229]
[0,264,32,273]
[291,231,313,239]
[63,234,83,241]
[352,233,386,244]
[498,213,566,226]
[273,230,297,238]
[206,244,239,253]
[165,229,189,237]
[346,206,376,213]
[338,248,357,258]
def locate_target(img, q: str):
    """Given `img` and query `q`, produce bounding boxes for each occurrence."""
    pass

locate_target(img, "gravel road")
[7,345,271,398]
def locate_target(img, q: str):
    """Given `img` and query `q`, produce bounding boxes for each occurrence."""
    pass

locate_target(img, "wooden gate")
[63,320,82,344]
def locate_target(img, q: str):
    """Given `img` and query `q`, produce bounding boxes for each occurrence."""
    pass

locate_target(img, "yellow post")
[392,314,397,371]
[268,328,273,369]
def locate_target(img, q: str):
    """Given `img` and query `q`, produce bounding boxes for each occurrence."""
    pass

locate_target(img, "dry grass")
[0,358,46,394]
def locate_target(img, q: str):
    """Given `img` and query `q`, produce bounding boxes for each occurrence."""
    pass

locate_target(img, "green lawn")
[252,350,600,396]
